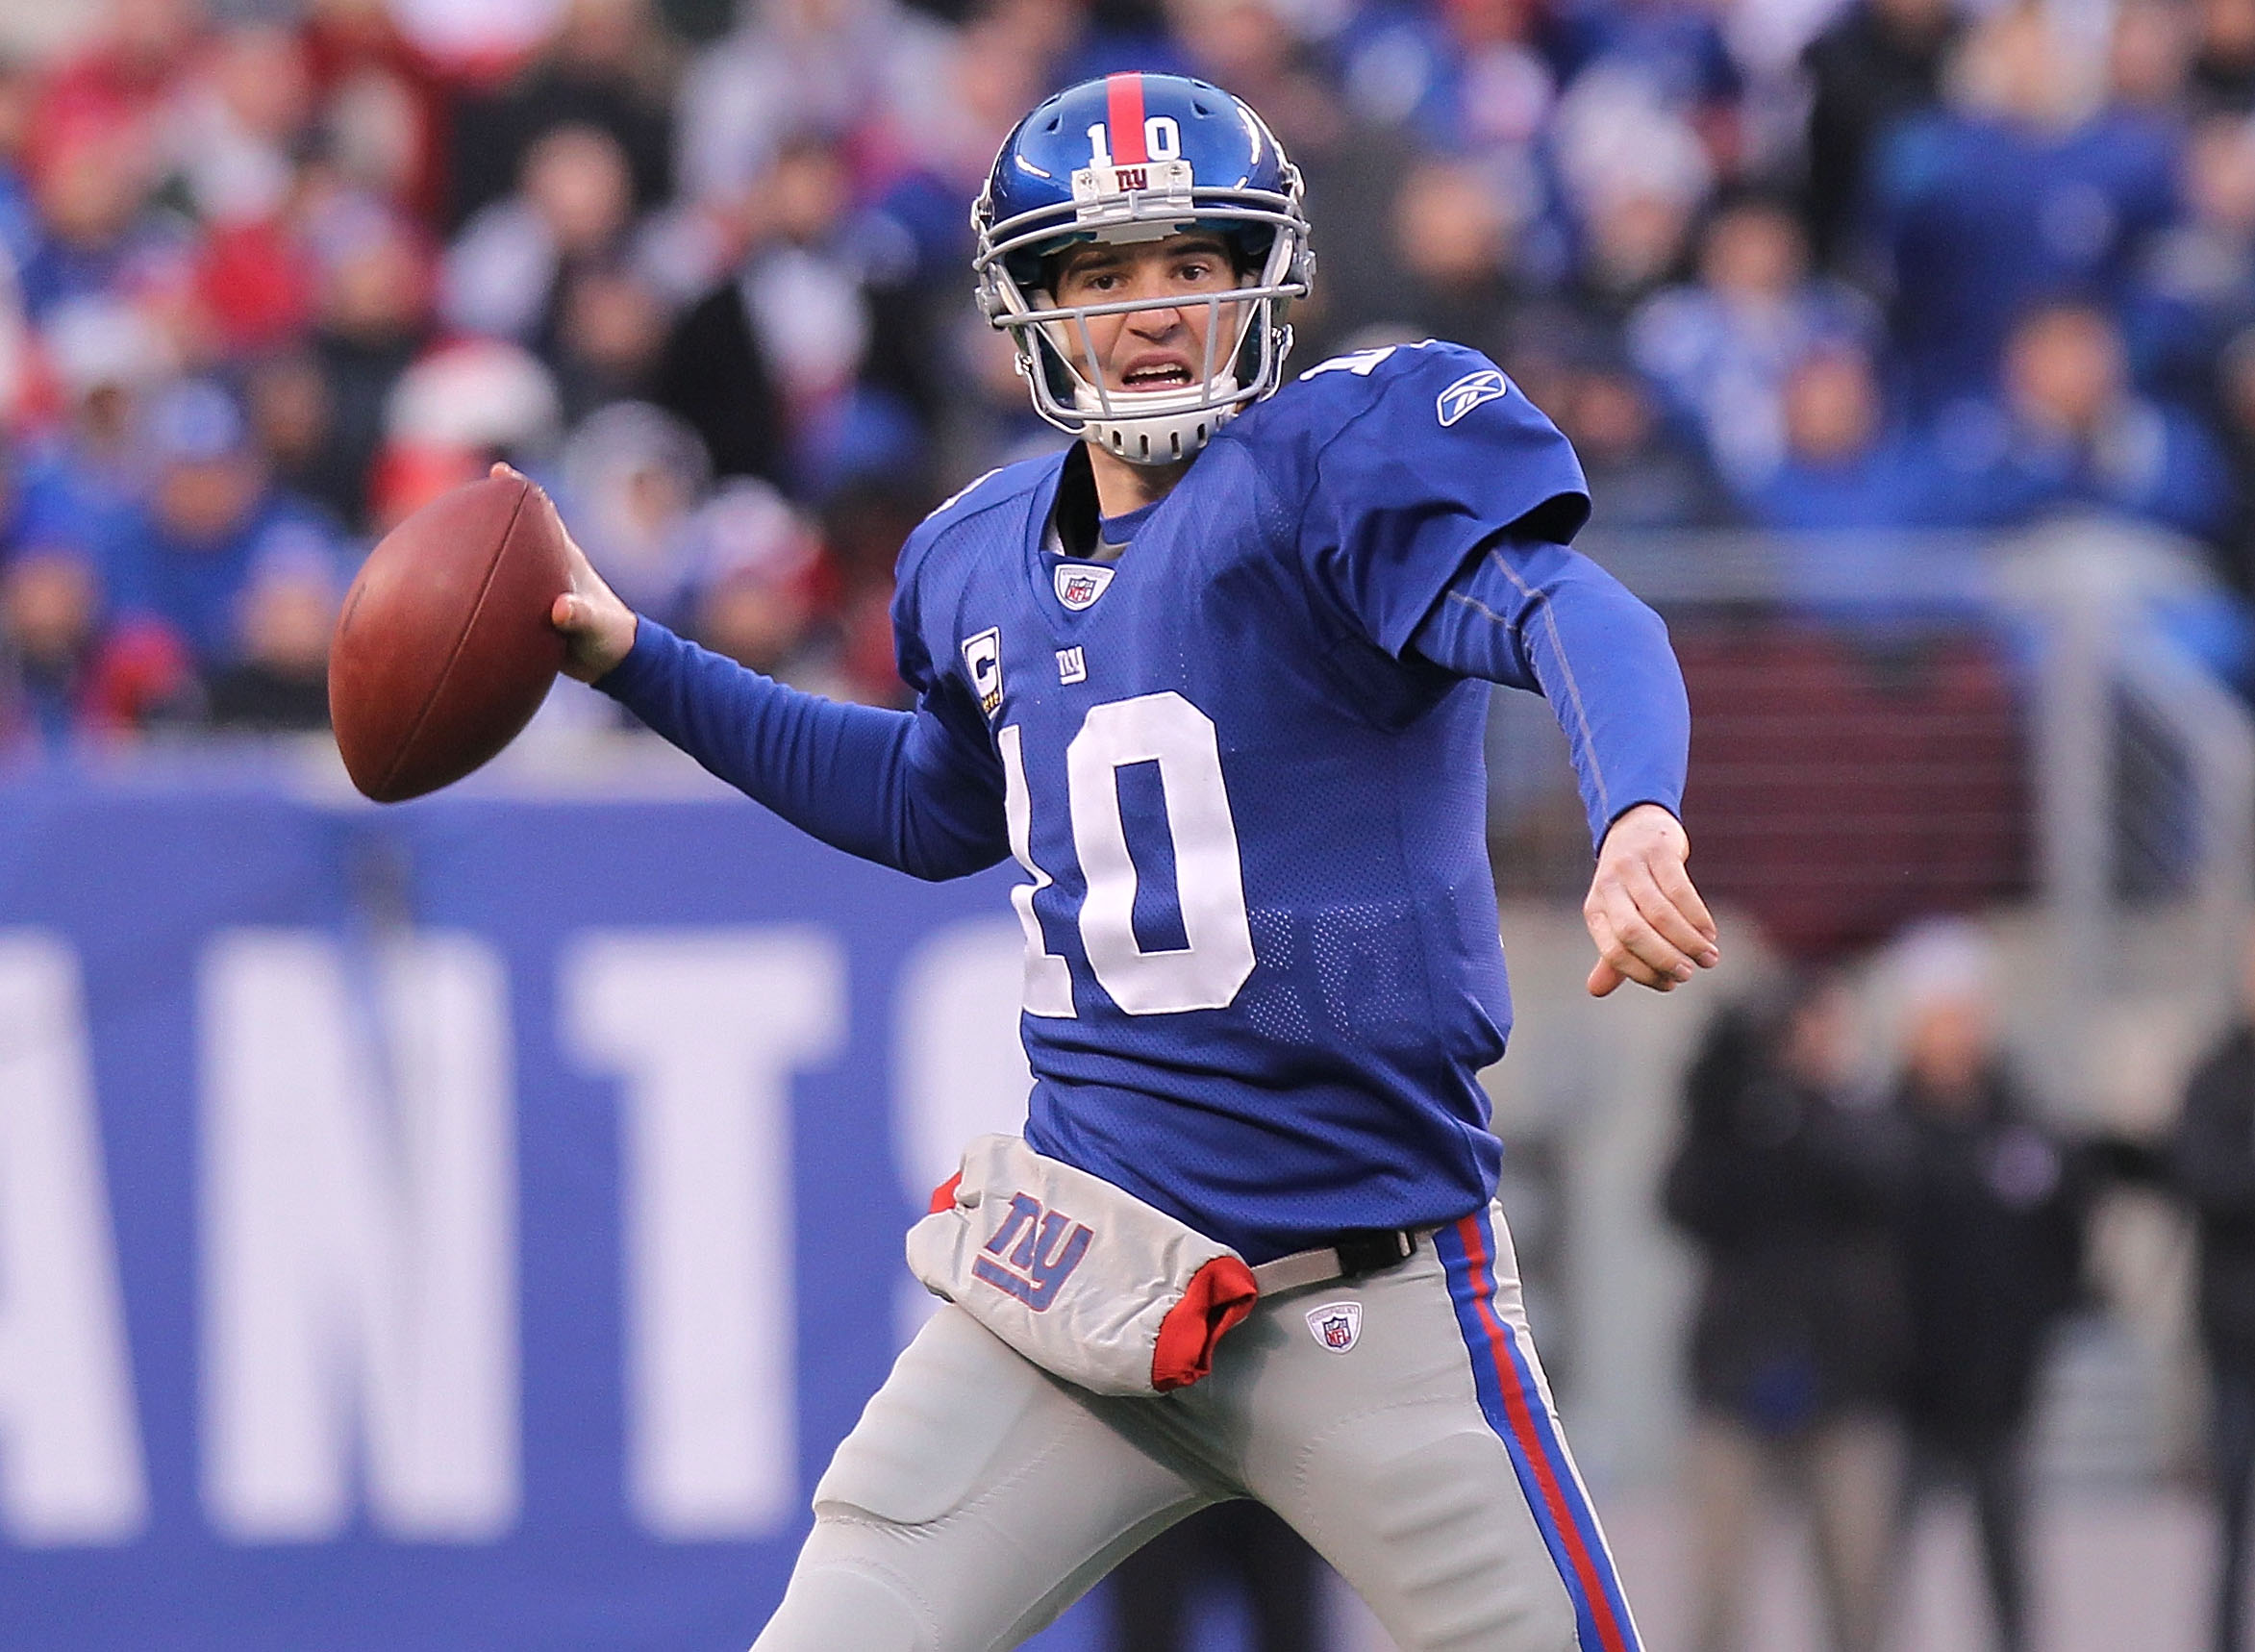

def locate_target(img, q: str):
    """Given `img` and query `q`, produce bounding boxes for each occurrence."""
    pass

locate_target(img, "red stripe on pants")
[1454,1214,1634,1652]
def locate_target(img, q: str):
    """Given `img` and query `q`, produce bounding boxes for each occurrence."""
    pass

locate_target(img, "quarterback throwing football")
[549,72,1716,1652]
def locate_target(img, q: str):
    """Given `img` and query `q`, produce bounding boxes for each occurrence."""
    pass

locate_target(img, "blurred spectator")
[1741,340,1942,529]
[2114,0,2197,115]
[679,477,829,689]
[818,479,925,707]
[1565,0,1746,175]
[178,27,323,358]
[204,539,340,731]
[2194,0,2255,111]
[862,9,1042,288]
[0,538,193,748]
[672,0,952,212]
[171,23,315,230]
[0,540,106,747]
[242,349,334,511]
[19,100,192,327]
[0,56,45,274]
[654,132,894,492]
[18,297,173,554]
[1103,1500,1330,1652]
[2174,926,2255,1652]
[1947,299,2233,540]
[1527,328,1735,530]
[386,0,564,81]
[2212,327,2255,590]
[1363,157,1526,358]
[371,338,562,530]
[294,197,432,529]
[1551,64,1714,327]
[1629,191,1877,490]
[299,0,452,220]
[34,0,205,146]
[450,0,677,229]
[1664,970,1907,1652]
[1799,0,1960,269]
[1330,0,1569,163]
[105,378,348,674]
[557,398,710,618]
[443,121,652,353]
[2132,112,2255,418]
[1888,919,2089,1652]
[1869,2,2180,414]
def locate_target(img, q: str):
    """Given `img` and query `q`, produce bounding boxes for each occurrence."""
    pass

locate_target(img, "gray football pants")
[751,1202,1643,1652]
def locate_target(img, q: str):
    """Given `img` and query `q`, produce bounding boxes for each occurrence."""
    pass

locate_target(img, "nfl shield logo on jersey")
[1054,563,1115,611]
[1306,1301,1363,1353]
[1436,368,1510,427]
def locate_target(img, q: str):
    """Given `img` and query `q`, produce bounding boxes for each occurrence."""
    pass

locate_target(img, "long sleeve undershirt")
[595,623,1009,880]
[596,533,1688,873]
[1405,534,1689,846]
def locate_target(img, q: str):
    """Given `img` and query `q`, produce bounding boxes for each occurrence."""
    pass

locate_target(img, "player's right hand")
[495,463,639,683]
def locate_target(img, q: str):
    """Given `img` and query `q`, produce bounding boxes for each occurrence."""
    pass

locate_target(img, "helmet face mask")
[972,74,1314,466]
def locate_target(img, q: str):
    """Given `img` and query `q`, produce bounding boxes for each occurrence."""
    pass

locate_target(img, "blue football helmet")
[972,73,1314,465]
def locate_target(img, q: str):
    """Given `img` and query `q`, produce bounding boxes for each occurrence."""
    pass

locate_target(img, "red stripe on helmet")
[1106,73,1148,164]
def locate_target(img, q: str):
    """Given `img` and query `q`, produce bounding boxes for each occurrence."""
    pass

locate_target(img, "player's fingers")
[1618,860,1715,967]
[1587,956,1624,997]
[1595,882,1693,985]
[1649,852,1721,955]
[1586,900,1678,991]
[550,591,581,631]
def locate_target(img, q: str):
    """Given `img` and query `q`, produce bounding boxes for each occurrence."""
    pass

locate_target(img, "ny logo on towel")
[974,1191,1094,1311]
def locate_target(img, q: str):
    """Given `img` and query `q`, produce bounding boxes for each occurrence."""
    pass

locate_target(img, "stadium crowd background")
[8,2,2255,1649]
[4,0,2255,751]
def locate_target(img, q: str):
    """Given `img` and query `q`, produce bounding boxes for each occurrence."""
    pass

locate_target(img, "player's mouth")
[1119,360,1195,390]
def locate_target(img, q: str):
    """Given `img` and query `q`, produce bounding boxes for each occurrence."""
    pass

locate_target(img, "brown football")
[329,473,572,802]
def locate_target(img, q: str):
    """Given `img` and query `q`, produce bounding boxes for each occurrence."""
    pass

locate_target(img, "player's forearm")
[597,619,1007,879]
[1412,538,1689,846]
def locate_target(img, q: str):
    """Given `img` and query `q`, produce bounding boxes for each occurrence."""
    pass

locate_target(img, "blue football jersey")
[889,340,1604,1262]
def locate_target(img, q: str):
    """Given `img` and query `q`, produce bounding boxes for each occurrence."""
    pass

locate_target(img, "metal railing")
[1541,519,2255,996]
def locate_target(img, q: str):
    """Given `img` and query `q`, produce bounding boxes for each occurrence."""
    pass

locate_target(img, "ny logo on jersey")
[1306,1300,1363,1353]
[972,1191,1095,1311]
[1437,368,1510,427]
[1055,563,1115,611]
[963,628,1004,716]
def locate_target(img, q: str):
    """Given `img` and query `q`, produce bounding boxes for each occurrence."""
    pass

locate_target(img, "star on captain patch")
[1306,1301,1363,1353]
[1054,563,1115,611]
[1057,646,1088,685]
[962,628,1003,716]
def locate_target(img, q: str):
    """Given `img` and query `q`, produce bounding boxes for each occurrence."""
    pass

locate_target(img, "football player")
[546,71,1716,1652]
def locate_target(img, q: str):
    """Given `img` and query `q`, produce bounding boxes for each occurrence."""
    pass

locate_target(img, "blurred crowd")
[13,0,2255,749]
[1665,916,2255,1652]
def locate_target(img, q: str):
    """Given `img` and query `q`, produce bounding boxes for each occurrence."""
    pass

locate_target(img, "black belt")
[1249,1227,1421,1295]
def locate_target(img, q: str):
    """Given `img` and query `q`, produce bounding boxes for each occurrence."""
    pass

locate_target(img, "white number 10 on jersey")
[998,691,1256,1016]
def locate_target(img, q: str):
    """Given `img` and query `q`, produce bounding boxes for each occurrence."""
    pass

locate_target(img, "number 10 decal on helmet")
[972,72,1315,466]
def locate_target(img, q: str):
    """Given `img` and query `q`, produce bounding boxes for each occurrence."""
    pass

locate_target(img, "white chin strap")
[1071,372,1245,466]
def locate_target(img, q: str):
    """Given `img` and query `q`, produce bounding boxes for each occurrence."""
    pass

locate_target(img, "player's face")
[1047,233,1250,397]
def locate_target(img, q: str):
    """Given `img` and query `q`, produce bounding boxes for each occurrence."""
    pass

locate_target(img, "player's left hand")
[1583,803,1719,997]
